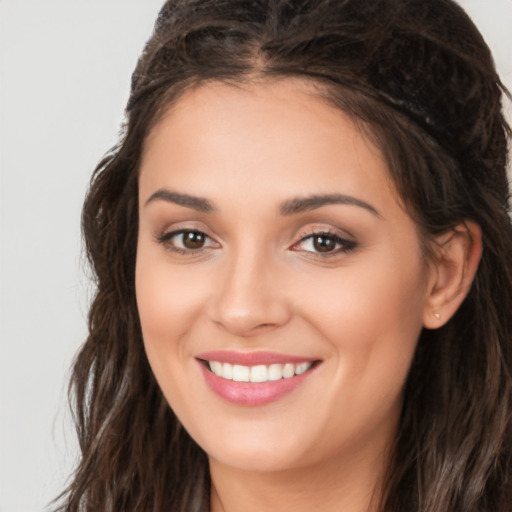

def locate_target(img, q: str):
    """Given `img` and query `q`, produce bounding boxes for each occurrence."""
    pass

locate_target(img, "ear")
[423,221,482,329]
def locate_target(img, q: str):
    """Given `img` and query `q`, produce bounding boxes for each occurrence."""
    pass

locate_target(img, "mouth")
[202,359,316,382]
[196,351,321,406]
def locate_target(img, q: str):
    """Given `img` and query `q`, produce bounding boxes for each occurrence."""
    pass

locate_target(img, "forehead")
[142,78,374,159]
[139,79,400,215]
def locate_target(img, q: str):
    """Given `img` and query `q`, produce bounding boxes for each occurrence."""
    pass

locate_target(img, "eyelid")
[155,219,217,242]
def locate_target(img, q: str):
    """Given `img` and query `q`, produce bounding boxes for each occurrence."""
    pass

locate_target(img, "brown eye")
[182,231,206,249]
[293,231,357,256]
[157,229,219,253]
[312,235,337,253]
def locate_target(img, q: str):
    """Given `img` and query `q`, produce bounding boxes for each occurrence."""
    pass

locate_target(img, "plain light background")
[0,1,511,511]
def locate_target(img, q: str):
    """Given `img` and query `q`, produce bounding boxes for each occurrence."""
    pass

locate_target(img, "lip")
[196,351,320,406]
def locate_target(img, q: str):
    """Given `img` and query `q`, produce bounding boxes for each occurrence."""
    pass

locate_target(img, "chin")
[207,445,305,474]
[191,424,304,473]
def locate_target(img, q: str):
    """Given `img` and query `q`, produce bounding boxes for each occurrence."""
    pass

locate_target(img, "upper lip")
[196,350,320,366]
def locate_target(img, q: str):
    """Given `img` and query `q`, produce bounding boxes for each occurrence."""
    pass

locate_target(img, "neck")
[209,446,390,512]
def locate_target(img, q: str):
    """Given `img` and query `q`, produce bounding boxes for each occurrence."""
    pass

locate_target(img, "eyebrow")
[144,189,215,212]
[144,189,380,217]
[280,194,380,217]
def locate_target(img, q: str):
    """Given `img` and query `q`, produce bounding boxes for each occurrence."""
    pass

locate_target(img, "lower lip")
[199,363,316,406]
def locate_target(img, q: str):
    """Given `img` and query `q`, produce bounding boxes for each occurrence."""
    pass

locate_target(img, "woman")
[56,0,512,511]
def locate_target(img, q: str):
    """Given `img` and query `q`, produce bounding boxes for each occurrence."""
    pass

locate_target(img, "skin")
[135,79,481,512]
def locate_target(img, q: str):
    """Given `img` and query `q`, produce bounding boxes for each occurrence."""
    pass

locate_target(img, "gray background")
[1,1,511,510]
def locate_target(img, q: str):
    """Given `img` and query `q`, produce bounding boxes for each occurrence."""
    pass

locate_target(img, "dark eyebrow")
[280,194,380,217]
[144,189,215,213]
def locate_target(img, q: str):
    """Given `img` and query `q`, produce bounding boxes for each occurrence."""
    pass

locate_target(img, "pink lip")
[196,351,320,407]
[196,350,316,366]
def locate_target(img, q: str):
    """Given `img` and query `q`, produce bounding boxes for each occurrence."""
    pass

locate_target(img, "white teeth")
[282,363,295,378]
[268,364,283,381]
[222,362,233,380]
[210,361,223,376]
[295,362,310,375]
[250,365,268,383]
[207,361,313,382]
[232,364,250,382]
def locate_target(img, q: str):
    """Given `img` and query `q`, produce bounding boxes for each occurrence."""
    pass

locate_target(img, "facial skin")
[136,79,444,511]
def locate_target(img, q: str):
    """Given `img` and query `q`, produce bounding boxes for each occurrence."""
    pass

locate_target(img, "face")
[136,79,433,474]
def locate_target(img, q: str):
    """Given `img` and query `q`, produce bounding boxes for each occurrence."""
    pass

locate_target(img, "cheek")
[135,249,202,405]
[135,249,208,344]
[294,256,425,449]
[135,243,220,411]
[301,254,426,347]
[135,251,195,400]
[295,245,427,403]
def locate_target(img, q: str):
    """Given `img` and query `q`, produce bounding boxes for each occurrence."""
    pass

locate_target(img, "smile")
[196,351,320,406]
[207,361,313,382]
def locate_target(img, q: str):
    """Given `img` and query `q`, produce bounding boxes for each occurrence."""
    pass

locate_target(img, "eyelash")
[292,230,357,257]
[156,228,357,257]
[156,229,219,255]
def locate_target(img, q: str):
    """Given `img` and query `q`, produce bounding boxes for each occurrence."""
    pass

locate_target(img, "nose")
[207,248,292,337]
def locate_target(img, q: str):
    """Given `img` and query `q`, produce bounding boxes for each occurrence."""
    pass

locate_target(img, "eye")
[293,231,356,255]
[157,229,219,253]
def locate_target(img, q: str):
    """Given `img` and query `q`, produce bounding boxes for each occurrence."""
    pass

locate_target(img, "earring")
[434,312,441,320]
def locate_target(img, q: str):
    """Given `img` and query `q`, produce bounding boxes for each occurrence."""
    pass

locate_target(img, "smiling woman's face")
[136,79,433,475]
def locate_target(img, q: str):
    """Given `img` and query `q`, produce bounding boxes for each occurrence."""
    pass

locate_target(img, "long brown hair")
[56,1,512,510]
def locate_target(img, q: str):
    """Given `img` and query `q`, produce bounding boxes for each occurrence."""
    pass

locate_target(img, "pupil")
[183,231,205,249]
[313,235,336,252]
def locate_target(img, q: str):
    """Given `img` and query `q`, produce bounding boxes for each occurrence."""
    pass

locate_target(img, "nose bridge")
[208,240,290,336]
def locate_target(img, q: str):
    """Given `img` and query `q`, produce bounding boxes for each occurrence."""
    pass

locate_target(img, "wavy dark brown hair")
[55,1,512,511]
